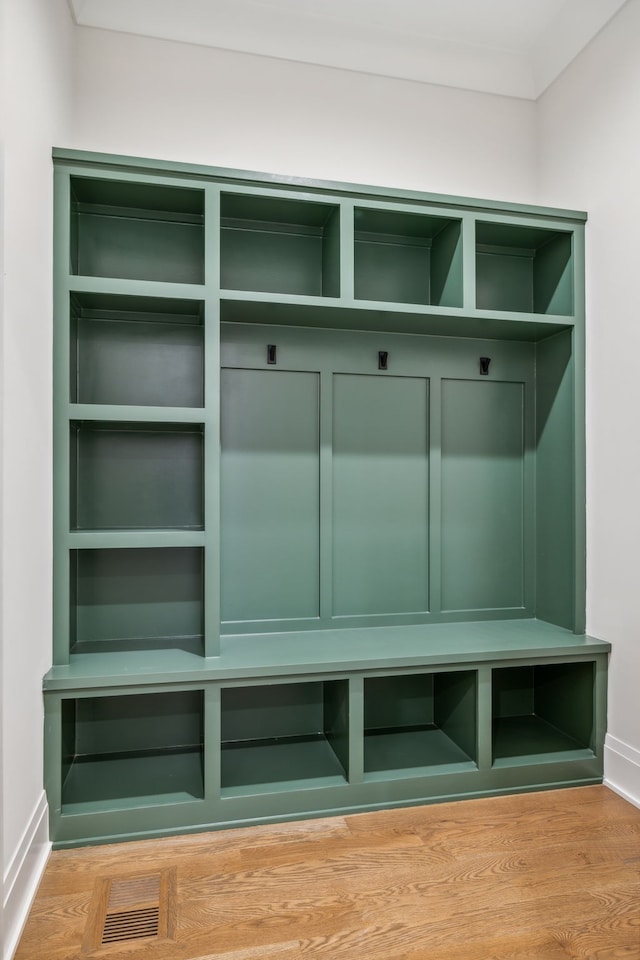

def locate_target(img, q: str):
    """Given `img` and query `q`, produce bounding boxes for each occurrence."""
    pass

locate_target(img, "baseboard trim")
[604,734,640,809]
[2,792,51,960]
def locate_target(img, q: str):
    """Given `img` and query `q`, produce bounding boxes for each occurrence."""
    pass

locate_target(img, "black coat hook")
[480,356,491,376]
[378,351,389,371]
[267,344,277,365]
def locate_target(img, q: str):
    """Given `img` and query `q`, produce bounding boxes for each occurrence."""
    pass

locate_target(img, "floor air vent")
[102,905,160,943]
[83,868,176,953]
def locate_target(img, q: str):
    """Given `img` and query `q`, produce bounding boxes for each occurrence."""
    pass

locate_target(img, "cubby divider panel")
[354,207,463,307]
[364,671,477,777]
[70,421,204,531]
[476,222,573,315]
[71,177,205,284]
[221,680,349,794]
[70,547,204,655]
[492,662,595,764]
[220,193,340,297]
[536,329,575,631]
[71,293,204,408]
[61,690,204,809]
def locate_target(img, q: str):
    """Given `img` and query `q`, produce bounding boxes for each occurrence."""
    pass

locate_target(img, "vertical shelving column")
[54,169,218,665]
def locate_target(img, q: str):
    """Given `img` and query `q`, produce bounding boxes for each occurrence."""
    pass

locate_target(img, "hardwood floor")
[15,786,640,960]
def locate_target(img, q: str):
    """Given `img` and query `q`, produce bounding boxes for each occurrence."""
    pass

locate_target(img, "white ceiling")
[68,0,628,100]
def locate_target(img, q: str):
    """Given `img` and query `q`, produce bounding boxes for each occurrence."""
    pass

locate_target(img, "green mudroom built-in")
[43,149,610,847]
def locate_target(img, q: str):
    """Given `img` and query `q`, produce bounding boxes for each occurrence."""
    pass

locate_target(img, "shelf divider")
[68,404,206,423]
[203,184,222,656]
[53,169,73,665]
[339,199,354,301]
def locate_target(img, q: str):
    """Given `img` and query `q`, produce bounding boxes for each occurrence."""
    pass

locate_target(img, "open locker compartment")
[218,318,578,636]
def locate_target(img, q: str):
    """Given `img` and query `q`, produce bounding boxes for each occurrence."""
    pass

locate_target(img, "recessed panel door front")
[441,379,525,612]
[332,374,429,617]
[221,368,320,624]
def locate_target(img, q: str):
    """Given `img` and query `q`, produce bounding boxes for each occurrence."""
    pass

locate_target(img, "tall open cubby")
[44,150,610,848]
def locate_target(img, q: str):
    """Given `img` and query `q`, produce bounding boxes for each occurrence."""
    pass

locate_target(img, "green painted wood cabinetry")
[44,149,609,847]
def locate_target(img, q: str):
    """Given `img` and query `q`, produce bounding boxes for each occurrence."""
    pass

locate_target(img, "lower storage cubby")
[492,662,595,764]
[70,547,204,656]
[61,691,204,811]
[364,671,477,778]
[220,681,349,795]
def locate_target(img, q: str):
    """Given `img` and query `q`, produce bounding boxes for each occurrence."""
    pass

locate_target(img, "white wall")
[1,1,74,956]
[71,28,537,203]
[538,0,640,804]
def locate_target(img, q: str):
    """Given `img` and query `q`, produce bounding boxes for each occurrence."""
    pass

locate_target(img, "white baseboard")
[2,792,51,960]
[604,733,640,809]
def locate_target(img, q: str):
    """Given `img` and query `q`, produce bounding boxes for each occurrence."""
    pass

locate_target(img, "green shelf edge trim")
[67,275,206,299]
[52,148,588,223]
[218,291,578,328]
[43,620,611,692]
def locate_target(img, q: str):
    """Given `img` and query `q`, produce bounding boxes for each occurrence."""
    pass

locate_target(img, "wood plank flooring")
[14,786,640,960]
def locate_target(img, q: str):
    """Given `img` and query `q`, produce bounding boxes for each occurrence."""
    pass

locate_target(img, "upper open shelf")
[71,292,205,408]
[354,207,463,307]
[70,177,205,284]
[70,546,204,657]
[70,421,204,531]
[476,222,573,316]
[220,193,340,297]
